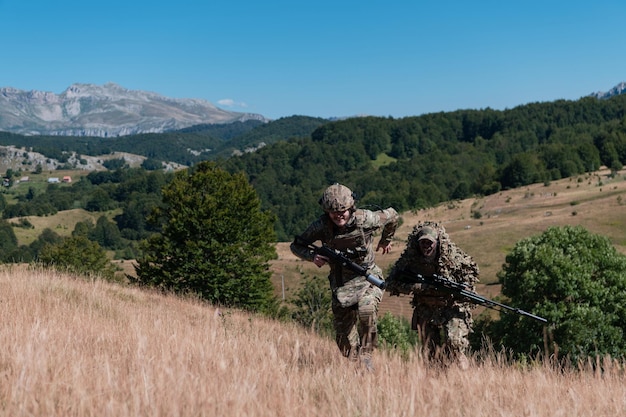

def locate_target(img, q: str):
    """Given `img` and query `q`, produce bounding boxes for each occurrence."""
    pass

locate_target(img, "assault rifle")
[402,272,548,324]
[294,235,387,289]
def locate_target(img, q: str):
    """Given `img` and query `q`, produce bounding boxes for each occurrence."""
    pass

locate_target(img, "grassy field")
[2,265,625,416]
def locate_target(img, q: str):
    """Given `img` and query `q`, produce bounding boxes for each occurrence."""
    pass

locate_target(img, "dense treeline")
[0,117,327,166]
[218,96,626,240]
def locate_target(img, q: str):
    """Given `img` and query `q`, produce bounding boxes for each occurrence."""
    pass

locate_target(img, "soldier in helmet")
[290,183,399,371]
[386,221,479,368]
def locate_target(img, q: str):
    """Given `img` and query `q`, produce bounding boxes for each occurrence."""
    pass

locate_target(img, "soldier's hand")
[377,242,392,254]
[313,254,329,268]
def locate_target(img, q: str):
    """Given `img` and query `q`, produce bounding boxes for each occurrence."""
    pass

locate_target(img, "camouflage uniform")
[387,221,479,364]
[291,185,398,367]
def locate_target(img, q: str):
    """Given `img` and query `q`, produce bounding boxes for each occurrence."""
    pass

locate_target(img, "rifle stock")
[403,272,548,324]
[294,235,387,289]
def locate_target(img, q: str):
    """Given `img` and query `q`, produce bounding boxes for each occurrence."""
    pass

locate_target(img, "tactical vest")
[322,209,377,285]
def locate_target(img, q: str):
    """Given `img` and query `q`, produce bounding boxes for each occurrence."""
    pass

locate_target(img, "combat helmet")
[319,183,355,212]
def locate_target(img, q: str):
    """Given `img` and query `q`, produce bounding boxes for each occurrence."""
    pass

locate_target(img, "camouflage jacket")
[290,208,399,289]
[387,221,479,305]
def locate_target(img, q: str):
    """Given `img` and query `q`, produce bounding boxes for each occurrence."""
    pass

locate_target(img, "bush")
[290,275,333,337]
[481,225,626,362]
[377,312,420,358]
[39,235,117,281]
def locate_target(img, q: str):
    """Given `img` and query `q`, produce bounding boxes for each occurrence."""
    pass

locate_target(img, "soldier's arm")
[447,248,480,290]
[378,207,399,247]
[385,256,420,296]
[290,219,326,262]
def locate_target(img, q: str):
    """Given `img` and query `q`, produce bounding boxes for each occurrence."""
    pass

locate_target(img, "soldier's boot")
[347,345,360,362]
[360,349,374,372]
[337,329,359,361]
[446,348,469,370]
[358,307,377,372]
[338,344,360,362]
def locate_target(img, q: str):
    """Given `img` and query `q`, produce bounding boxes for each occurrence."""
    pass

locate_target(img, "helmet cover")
[319,183,354,212]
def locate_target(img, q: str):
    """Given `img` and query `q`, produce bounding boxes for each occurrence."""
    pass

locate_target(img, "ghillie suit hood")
[387,221,479,294]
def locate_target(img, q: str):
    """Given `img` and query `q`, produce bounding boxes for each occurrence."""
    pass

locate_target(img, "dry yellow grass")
[1,265,625,416]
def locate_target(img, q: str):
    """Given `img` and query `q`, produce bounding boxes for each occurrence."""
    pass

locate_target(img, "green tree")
[39,235,117,280]
[132,161,277,313]
[115,194,161,240]
[86,188,116,212]
[24,228,64,261]
[72,220,95,237]
[25,187,36,201]
[499,153,544,189]
[89,215,124,249]
[140,158,163,171]
[480,226,626,362]
[290,275,333,336]
[102,158,127,170]
[0,219,18,262]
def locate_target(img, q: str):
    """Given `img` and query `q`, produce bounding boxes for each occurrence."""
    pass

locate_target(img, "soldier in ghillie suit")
[386,221,479,367]
[290,183,399,371]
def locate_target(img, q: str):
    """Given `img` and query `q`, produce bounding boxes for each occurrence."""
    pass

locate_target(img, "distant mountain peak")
[0,83,268,137]
[589,82,626,99]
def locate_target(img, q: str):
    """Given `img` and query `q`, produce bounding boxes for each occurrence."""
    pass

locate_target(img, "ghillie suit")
[387,221,479,365]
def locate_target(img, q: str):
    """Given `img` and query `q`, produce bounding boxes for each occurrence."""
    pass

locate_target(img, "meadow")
[1,265,625,416]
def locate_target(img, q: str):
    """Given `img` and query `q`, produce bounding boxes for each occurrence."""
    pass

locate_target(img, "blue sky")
[1,0,624,120]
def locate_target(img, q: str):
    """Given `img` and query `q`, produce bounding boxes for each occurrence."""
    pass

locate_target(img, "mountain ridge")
[588,81,626,99]
[0,82,268,137]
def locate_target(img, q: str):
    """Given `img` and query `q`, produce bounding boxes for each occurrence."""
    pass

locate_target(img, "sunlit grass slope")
[2,265,625,416]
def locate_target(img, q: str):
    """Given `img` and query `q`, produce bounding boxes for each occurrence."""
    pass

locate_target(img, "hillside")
[0,144,158,173]
[3,265,625,416]
[271,168,626,321]
[0,115,328,168]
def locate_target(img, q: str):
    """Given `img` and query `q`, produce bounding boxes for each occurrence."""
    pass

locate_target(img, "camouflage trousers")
[411,302,473,362]
[331,279,383,361]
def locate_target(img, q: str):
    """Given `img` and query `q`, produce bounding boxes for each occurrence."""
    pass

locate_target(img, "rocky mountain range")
[589,81,626,99]
[0,83,267,137]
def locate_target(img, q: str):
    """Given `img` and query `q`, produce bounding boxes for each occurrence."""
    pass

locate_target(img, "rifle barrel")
[460,289,548,323]
[411,273,548,324]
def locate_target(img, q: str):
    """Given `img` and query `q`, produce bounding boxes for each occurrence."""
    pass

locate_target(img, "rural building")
[62,176,72,183]
[48,177,60,183]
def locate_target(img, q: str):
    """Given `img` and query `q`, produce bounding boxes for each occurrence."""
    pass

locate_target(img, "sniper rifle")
[400,272,548,324]
[294,235,387,289]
